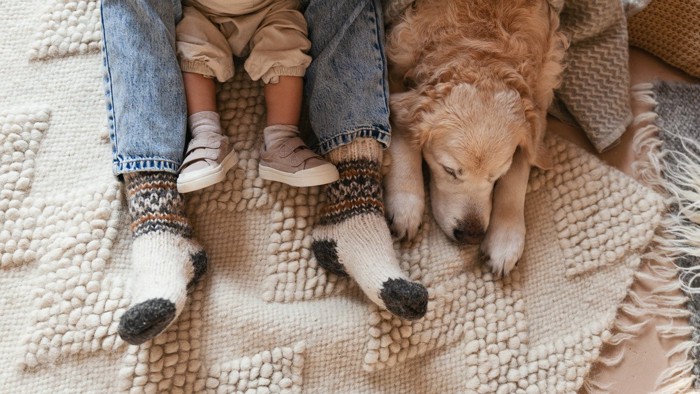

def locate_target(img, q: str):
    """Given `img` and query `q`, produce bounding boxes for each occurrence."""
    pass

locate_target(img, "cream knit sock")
[118,172,207,345]
[311,138,428,320]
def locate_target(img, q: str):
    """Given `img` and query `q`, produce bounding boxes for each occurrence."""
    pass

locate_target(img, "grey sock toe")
[380,278,429,320]
[187,250,209,290]
[118,298,177,345]
[311,239,348,277]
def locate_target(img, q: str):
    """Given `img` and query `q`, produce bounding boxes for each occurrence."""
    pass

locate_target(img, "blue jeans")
[301,0,391,155]
[101,0,187,175]
[101,0,390,175]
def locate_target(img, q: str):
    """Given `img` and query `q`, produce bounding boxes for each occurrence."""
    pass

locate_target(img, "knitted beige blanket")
[1,1,665,393]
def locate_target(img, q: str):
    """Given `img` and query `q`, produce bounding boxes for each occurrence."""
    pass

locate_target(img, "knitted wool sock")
[311,138,428,320]
[118,172,207,345]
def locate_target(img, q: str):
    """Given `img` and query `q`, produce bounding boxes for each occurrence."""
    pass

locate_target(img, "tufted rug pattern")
[0,1,665,393]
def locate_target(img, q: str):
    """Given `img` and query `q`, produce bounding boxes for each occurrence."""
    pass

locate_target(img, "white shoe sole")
[177,150,238,193]
[258,163,339,187]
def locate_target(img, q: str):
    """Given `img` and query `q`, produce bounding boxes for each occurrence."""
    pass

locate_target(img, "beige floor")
[548,48,699,393]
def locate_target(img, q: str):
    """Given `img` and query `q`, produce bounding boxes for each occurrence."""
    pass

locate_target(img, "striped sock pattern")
[125,172,192,238]
[311,138,428,320]
[319,158,384,225]
[118,172,207,345]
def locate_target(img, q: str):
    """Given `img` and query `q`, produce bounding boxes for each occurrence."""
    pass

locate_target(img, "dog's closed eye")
[442,165,458,179]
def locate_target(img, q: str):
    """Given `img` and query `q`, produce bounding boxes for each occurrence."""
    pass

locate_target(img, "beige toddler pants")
[176,0,311,84]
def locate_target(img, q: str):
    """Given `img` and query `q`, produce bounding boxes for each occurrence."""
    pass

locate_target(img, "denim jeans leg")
[101,0,187,176]
[301,0,391,155]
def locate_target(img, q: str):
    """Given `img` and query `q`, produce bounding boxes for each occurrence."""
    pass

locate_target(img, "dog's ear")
[391,83,453,127]
[519,134,552,170]
[527,141,553,170]
[520,100,553,170]
[390,89,432,130]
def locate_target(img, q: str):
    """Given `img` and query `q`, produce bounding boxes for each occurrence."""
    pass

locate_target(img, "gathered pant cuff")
[260,65,307,84]
[180,59,232,82]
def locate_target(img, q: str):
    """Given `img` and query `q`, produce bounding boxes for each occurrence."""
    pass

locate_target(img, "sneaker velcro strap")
[276,139,304,158]
[179,140,224,172]
[185,134,223,154]
[262,137,322,168]
[182,146,219,164]
[287,146,322,167]
[179,152,219,172]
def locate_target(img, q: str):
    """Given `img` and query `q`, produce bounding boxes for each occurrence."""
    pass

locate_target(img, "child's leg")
[236,2,335,187]
[177,72,238,193]
[264,75,302,126]
[183,72,217,114]
[175,7,239,193]
[261,76,303,153]
[258,76,339,187]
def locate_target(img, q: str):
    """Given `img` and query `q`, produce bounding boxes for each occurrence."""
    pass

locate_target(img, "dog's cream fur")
[384,0,567,277]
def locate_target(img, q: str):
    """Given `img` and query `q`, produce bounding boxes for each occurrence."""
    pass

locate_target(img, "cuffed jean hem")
[113,157,181,177]
[317,126,391,156]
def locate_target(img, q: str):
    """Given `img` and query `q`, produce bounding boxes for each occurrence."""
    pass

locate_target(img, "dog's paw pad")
[311,239,349,277]
[484,255,521,279]
[480,223,526,278]
[385,192,425,241]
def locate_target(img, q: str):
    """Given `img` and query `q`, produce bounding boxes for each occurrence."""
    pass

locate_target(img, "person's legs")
[258,76,339,187]
[302,0,428,320]
[101,0,207,345]
[175,6,240,193]
[103,0,188,173]
[246,3,337,187]
[176,71,237,193]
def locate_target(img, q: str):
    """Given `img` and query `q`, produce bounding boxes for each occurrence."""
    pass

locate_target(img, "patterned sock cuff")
[320,138,384,225]
[124,172,193,238]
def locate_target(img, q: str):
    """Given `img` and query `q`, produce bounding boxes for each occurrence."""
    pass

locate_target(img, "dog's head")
[391,82,550,244]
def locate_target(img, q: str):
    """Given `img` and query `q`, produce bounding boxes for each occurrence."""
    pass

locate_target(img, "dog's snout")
[453,220,485,244]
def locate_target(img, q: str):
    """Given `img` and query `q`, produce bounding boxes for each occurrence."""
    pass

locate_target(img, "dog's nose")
[453,222,485,244]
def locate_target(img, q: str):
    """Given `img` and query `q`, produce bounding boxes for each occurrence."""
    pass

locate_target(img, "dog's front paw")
[480,218,526,278]
[385,191,424,241]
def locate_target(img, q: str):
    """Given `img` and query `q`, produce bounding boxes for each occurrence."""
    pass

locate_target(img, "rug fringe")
[625,82,699,393]
[596,347,626,367]
[657,324,695,341]
[581,377,613,394]
[584,83,698,393]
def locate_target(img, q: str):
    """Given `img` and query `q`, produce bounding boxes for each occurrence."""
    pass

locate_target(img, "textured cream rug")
[0,1,666,393]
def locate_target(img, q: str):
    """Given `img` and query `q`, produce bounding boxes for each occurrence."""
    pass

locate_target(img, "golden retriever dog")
[384,0,567,277]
